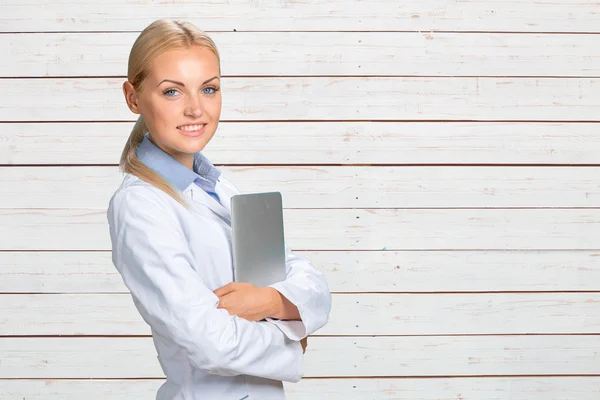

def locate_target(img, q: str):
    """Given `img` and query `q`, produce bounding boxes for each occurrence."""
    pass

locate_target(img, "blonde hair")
[120,19,221,205]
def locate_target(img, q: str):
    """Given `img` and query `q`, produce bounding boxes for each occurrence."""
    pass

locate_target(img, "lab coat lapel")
[216,181,233,215]
[191,186,231,226]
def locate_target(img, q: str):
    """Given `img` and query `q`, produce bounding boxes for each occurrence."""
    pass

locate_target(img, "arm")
[268,287,301,321]
[265,244,333,341]
[107,186,304,382]
[218,176,332,340]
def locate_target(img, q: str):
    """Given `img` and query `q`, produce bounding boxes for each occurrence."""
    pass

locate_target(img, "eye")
[163,88,180,97]
[203,86,219,95]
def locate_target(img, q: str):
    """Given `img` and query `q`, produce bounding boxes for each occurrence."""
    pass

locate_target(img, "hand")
[213,282,277,322]
[300,337,308,354]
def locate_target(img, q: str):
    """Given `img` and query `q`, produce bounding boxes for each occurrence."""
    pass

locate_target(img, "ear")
[122,81,141,114]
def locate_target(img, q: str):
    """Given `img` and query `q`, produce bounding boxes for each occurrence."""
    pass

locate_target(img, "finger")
[216,293,231,309]
[213,282,237,297]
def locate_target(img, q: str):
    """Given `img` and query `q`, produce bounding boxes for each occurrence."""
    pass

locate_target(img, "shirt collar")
[136,133,221,192]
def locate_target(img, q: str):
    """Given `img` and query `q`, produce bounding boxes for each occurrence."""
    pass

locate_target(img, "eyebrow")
[157,76,220,87]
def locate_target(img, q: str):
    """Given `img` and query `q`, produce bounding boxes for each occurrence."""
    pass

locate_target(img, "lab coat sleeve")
[266,243,333,341]
[107,186,304,382]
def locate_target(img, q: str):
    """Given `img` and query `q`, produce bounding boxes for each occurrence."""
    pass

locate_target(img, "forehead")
[147,46,220,82]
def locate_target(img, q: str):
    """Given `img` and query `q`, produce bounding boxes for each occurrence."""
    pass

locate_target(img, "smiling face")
[123,45,222,168]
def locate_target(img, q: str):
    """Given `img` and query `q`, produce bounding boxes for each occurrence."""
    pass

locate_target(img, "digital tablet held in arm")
[231,191,287,287]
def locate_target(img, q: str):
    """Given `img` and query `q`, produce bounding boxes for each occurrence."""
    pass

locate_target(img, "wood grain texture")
[3,250,600,294]
[2,0,600,32]
[2,121,598,165]
[3,166,600,209]
[2,377,600,400]
[3,78,600,122]
[2,336,600,378]
[4,32,600,77]
[4,293,600,336]
[2,208,600,251]
[3,1,599,396]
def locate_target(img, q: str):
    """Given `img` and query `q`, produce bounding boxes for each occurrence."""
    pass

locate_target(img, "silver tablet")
[230,191,287,287]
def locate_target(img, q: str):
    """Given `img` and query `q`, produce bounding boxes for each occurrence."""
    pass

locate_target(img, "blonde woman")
[107,19,332,400]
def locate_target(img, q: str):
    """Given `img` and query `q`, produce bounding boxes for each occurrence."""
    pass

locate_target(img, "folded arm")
[266,244,333,341]
[107,186,304,382]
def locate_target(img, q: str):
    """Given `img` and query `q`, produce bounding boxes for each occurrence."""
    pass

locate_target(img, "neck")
[148,135,194,170]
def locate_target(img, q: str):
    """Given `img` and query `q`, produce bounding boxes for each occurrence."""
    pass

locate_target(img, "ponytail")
[119,116,187,206]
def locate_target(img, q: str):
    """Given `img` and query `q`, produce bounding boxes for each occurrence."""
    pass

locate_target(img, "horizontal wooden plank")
[5,293,600,336]
[2,122,599,165]
[3,78,600,122]
[3,377,600,400]
[2,336,599,378]
[3,166,600,209]
[2,0,600,32]
[3,250,600,293]
[4,32,600,77]
[2,208,600,251]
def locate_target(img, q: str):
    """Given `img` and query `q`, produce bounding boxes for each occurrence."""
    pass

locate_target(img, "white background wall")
[1,1,600,399]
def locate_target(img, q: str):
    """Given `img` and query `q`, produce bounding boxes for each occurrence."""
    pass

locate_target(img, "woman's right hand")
[300,337,308,354]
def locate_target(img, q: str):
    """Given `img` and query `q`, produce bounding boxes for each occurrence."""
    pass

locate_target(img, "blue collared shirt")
[136,133,221,202]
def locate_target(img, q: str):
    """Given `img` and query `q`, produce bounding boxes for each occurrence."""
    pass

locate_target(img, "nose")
[184,95,204,118]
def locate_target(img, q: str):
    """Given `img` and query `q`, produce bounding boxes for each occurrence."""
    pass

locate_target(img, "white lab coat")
[107,172,332,400]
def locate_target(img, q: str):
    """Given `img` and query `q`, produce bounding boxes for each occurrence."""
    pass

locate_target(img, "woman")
[107,19,332,400]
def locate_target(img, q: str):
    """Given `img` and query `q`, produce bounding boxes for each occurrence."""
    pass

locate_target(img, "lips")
[177,124,206,132]
[177,123,207,137]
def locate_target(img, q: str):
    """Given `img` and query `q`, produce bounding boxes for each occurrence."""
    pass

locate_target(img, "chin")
[150,127,215,155]
[174,140,205,154]
[177,134,213,154]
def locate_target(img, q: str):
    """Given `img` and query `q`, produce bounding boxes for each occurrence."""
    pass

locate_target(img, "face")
[123,45,222,168]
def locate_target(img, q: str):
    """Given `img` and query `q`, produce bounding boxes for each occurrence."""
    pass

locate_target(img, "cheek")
[207,98,222,119]
[148,101,179,125]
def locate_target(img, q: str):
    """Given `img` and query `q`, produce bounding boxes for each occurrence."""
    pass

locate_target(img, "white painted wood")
[0,252,122,293]
[2,2,599,397]
[2,336,600,378]
[2,121,599,165]
[0,380,160,400]
[3,166,600,209]
[4,293,600,336]
[3,250,600,294]
[2,208,599,251]
[2,0,599,33]
[3,377,600,400]
[294,377,600,399]
[3,78,600,122]
[4,32,600,77]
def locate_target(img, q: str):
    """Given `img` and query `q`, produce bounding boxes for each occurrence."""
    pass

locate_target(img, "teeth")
[179,124,204,131]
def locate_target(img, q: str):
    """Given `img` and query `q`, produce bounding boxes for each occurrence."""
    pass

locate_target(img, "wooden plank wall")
[1,1,600,399]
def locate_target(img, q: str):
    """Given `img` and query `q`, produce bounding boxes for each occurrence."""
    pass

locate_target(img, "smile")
[178,124,206,132]
[177,124,207,137]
